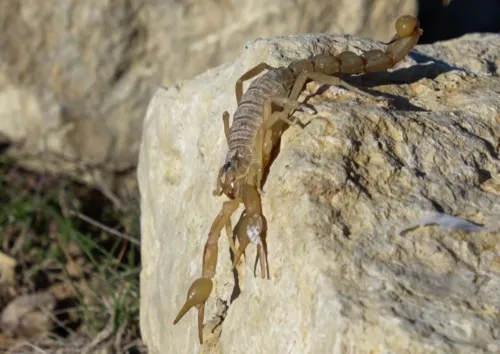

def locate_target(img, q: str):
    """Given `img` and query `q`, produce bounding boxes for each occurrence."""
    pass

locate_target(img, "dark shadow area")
[407,51,466,70]
[302,57,459,112]
[418,0,500,44]
[53,297,82,336]
[308,83,427,113]
[343,55,460,88]
[0,142,9,155]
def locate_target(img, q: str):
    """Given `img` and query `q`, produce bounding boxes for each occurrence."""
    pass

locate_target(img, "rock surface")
[138,30,500,353]
[0,0,415,187]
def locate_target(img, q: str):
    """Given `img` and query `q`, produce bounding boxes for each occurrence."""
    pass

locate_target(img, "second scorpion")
[174,15,423,344]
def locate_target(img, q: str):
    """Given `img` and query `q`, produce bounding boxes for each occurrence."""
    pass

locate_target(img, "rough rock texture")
[138,30,500,353]
[0,0,415,187]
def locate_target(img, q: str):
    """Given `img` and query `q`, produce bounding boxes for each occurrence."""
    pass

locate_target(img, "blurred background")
[0,0,498,352]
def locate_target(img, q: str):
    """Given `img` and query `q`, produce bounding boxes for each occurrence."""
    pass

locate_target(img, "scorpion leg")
[231,211,251,268]
[257,243,268,280]
[213,166,225,197]
[174,198,240,344]
[261,95,316,132]
[212,112,232,197]
[212,161,227,198]
[258,70,384,137]
[291,71,383,105]
[235,63,276,104]
[223,111,230,144]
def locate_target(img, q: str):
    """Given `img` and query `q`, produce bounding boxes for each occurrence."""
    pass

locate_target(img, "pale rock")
[0,0,415,187]
[0,292,56,338]
[138,29,500,353]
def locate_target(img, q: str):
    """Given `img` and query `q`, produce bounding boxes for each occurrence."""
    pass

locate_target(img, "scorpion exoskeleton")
[174,15,423,344]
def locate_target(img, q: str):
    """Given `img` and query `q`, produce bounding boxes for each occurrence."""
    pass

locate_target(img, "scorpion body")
[224,67,296,180]
[174,15,423,345]
[229,68,295,150]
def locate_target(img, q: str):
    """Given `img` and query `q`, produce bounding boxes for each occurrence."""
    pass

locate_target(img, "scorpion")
[173,15,423,344]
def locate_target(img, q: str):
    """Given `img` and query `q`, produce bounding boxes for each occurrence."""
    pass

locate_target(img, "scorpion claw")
[173,277,213,343]
[232,212,263,269]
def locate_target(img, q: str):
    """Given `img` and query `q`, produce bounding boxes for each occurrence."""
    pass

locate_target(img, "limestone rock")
[138,29,500,354]
[0,0,415,186]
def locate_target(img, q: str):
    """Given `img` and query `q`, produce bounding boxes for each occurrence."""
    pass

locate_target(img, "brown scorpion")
[173,15,423,344]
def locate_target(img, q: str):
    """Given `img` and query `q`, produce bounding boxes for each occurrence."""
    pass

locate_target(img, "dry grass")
[0,155,146,353]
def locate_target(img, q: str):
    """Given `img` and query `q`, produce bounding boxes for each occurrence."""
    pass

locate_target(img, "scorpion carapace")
[174,15,422,345]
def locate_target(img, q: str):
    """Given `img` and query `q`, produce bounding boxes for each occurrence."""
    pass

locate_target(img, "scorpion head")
[218,150,252,198]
